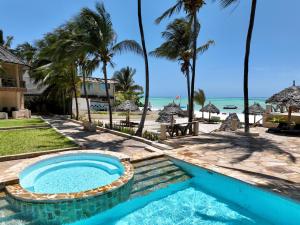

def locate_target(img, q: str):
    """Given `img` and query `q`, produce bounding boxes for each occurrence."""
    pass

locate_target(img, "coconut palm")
[156,0,206,124]
[215,0,257,133]
[77,2,143,129]
[14,42,37,64]
[113,67,143,93]
[135,0,150,136]
[151,18,213,111]
[0,30,13,49]
[194,89,206,118]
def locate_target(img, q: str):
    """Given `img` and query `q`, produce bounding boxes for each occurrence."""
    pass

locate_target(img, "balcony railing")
[0,78,26,88]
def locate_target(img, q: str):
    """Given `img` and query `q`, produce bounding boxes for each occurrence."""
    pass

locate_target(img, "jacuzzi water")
[68,159,300,225]
[19,153,124,194]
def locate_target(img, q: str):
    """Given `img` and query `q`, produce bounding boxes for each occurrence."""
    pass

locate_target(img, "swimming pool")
[20,153,124,194]
[69,158,300,225]
[6,151,134,224]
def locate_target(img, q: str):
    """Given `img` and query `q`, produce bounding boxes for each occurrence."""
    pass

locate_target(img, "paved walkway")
[164,127,300,201]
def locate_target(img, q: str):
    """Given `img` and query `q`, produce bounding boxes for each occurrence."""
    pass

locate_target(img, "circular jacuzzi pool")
[20,153,125,194]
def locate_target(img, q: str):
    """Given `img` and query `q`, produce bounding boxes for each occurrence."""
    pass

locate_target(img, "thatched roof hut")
[266,82,300,108]
[266,81,300,124]
[248,103,265,115]
[200,102,220,114]
[159,102,185,117]
[116,100,139,112]
[156,112,173,123]
[156,102,184,123]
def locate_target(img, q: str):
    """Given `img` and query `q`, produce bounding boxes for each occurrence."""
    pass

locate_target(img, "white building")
[73,77,118,115]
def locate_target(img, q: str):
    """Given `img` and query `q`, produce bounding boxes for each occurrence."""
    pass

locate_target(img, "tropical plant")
[215,0,257,133]
[156,0,206,124]
[77,2,143,129]
[31,27,81,120]
[113,67,143,93]
[194,89,206,118]
[14,42,37,64]
[151,18,213,111]
[0,30,13,49]
[136,0,150,137]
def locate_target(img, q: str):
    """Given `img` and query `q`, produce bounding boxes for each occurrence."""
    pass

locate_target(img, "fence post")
[160,124,167,140]
[193,121,199,136]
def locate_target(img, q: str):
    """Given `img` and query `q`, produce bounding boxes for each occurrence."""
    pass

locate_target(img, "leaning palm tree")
[156,0,206,124]
[113,67,143,93]
[194,89,206,119]
[151,18,213,111]
[0,30,13,49]
[135,0,150,136]
[77,2,143,129]
[216,0,257,133]
[14,42,37,65]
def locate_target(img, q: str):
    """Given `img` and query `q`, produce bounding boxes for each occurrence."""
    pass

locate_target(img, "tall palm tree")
[113,67,143,93]
[77,2,143,129]
[135,0,150,136]
[151,18,213,111]
[14,42,37,64]
[217,0,257,133]
[156,0,206,123]
[194,89,206,118]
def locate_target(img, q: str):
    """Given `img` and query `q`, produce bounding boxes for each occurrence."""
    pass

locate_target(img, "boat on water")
[223,105,238,110]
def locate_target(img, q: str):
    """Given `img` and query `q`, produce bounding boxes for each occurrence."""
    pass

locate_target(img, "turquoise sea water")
[147,97,266,113]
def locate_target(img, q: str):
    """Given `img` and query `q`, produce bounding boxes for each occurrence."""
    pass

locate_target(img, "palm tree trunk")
[82,72,92,123]
[244,0,257,133]
[136,0,150,137]
[103,61,113,129]
[189,13,198,123]
[71,73,79,120]
[186,69,191,110]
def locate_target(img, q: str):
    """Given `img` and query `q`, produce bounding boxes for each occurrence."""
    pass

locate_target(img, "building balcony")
[0,78,26,89]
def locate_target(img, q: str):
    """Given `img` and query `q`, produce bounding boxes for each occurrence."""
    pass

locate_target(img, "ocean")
[147,97,267,113]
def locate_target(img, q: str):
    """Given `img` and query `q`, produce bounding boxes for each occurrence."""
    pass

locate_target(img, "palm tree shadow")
[167,132,296,164]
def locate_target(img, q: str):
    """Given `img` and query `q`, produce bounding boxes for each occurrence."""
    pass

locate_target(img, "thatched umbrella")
[200,102,220,121]
[156,102,184,124]
[266,81,300,124]
[248,103,265,123]
[116,100,139,124]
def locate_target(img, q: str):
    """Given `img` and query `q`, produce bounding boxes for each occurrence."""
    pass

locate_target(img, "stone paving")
[44,117,160,161]
[164,127,300,201]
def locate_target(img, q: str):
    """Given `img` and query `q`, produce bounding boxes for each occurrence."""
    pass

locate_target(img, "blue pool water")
[19,153,124,194]
[68,159,300,225]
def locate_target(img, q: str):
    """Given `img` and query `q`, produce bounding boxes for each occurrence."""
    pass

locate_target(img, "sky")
[0,0,299,98]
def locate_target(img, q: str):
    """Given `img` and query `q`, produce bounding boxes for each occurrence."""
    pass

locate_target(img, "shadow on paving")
[166,132,297,164]
[218,165,300,201]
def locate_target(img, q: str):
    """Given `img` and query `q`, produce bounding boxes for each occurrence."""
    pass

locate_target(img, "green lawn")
[0,118,46,128]
[0,128,77,156]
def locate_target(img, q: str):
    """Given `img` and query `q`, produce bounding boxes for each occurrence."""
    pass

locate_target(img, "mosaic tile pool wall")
[6,179,133,224]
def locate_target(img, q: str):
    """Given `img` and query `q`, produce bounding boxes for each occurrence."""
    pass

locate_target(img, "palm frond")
[155,1,183,24]
[112,40,143,56]
[214,0,239,8]
[196,40,215,55]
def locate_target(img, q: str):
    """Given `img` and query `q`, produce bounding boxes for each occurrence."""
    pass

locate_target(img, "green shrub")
[143,130,159,141]
[210,116,221,123]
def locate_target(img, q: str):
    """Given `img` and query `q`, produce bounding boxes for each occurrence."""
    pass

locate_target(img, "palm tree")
[0,30,13,49]
[113,67,143,93]
[77,2,143,129]
[216,0,257,133]
[135,0,150,136]
[151,18,213,112]
[32,28,82,120]
[14,42,37,64]
[194,89,206,119]
[156,0,205,124]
